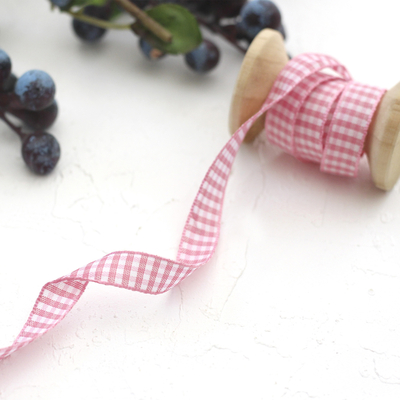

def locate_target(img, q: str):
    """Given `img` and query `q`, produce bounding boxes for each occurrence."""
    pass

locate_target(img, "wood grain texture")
[229,29,288,142]
[365,83,400,190]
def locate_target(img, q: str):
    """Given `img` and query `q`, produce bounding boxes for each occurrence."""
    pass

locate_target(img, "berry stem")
[0,92,10,108]
[68,9,131,30]
[0,111,27,141]
[0,92,25,110]
[114,0,172,43]
[195,16,247,54]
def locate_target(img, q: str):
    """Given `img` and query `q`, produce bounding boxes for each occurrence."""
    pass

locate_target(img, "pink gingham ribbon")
[265,53,385,176]
[0,53,385,360]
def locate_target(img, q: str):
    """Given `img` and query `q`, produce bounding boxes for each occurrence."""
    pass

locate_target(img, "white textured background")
[1,1,400,399]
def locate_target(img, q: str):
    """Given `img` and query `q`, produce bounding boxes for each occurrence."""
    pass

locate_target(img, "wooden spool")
[229,29,400,191]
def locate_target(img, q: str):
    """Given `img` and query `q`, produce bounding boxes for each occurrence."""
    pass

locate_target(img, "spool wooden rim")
[229,29,288,143]
[366,83,400,190]
[229,29,400,191]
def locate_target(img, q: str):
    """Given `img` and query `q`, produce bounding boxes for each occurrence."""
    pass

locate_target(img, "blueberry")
[237,0,281,41]
[72,6,110,42]
[184,39,220,73]
[14,70,56,111]
[2,73,17,93]
[277,23,286,40]
[0,49,11,86]
[183,0,213,15]
[50,0,72,8]
[209,0,247,19]
[128,0,150,8]
[21,132,60,175]
[139,38,165,60]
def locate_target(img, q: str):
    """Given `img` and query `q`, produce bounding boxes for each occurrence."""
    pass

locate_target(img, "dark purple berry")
[50,0,73,8]
[209,0,247,19]
[277,23,286,40]
[128,0,150,8]
[21,132,60,175]
[11,101,58,131]
[185,39,220,73]
[179,0,213,15]
[164,0,212,17]
[139,38,165,60]
[237,0,281,41]
[0,49,11,86]
[2,73,17,93]
[14,70,56,111]
[72,6,110,42]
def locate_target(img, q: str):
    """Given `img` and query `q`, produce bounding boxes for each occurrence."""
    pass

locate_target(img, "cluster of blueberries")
[0,49,60,175]
[54,0,285,74]
[0,1,284,176]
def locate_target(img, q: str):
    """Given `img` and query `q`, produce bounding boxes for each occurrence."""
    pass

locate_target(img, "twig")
[114,0,172,43]
[0,111,27,140]
[195,15,247,54]
[68,10,131,30]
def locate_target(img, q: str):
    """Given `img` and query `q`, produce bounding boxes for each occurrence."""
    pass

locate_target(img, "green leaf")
[109,3,124,20]
[141,4,202,55]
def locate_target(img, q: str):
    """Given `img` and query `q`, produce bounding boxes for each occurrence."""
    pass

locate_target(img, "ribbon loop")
[264,53,386,177]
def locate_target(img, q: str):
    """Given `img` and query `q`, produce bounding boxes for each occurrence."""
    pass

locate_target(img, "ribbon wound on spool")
[0,53,386,360]
[264,53,386,177]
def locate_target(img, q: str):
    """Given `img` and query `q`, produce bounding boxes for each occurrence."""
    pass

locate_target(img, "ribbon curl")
[0,53,385,360]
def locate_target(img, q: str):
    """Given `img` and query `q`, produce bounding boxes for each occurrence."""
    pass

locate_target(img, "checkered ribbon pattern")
[0,53,385,360]
[265,53,386,177]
